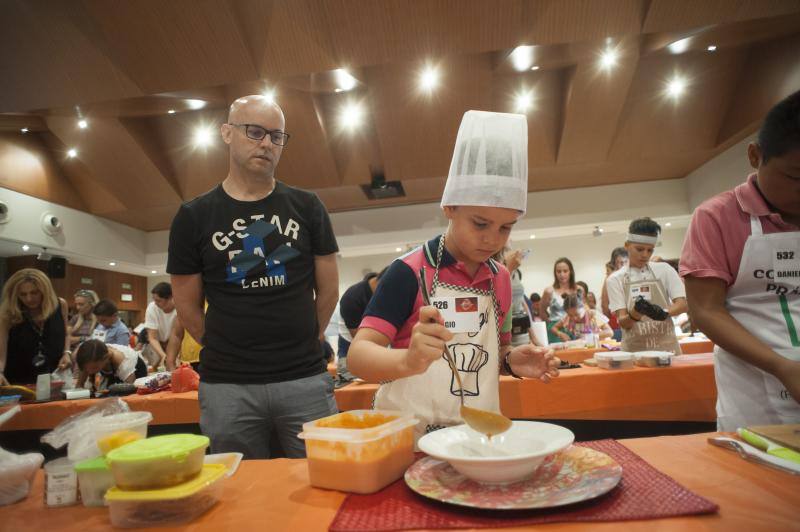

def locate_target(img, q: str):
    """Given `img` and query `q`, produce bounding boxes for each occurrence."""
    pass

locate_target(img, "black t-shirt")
[167,181,339,384]
[339,279,374,332]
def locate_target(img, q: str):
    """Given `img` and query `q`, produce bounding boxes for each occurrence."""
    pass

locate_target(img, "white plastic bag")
[0,406,45,506]
[40,397,131,462]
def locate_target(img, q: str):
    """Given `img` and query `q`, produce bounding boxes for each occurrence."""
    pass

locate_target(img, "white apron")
[373,238,501,442]
[715,215,800,431]
[621,265,682,354]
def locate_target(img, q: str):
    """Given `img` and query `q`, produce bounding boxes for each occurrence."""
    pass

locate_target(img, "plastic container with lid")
[105,464,226,528]
[594,352,635,370]
[635,351,674,368]
[106,434,209,490]
[297,410,417,494]
[69,411,153,463]
[74,456,114,507]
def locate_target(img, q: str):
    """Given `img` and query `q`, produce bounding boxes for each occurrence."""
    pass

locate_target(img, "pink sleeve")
[358,316,398,343]
[679,205,735,285]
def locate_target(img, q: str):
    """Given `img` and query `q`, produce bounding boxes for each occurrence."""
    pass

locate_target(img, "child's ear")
[747,142,762,170]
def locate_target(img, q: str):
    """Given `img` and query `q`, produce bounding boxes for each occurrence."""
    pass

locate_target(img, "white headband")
[626,233,658,245]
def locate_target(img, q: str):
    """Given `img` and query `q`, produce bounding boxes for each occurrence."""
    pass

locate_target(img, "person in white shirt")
[75,339,148,391]
[143,282,177,369]
[606,218,688,354]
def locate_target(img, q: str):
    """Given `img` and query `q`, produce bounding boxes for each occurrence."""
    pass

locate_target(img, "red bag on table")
[171,364,200,393]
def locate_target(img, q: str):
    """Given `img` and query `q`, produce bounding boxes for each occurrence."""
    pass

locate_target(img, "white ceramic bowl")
[417,421,574,484]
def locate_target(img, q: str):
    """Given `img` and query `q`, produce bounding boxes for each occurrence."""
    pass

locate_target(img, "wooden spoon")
[418,268,513,439]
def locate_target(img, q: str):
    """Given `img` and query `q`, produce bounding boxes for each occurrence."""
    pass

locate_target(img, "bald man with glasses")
[168,95,340,459]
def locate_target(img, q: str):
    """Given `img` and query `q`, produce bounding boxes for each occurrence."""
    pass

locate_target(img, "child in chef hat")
[348,110,560,440]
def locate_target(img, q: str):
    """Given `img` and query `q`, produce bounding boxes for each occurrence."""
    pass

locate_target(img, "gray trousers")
[198,372,337,459]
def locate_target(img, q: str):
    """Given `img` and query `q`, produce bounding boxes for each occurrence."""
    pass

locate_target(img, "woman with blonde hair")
[0,268,71,385]
[69,289,99,349]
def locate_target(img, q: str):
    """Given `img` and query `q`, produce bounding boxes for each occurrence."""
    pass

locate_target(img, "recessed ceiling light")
[529,234,536,239]
[262,90,276,104]
[67,148,78,158]
[186,99,207,110]
[22,244,30,251]
[20,127,29,133]
[340,102,364,130]
[167,109,176,114]
[77,119,88,129]
[530,65,540,71]
[334,69,357,92]
[395,247,402,252]
[509,45,534,72]
[668,37,691,54]
[419,65,440,92]
[665,222,672,227]
[109,261,116,266]
[707,45,717,52]
[193,126,214,147]
[514,90,533,113]
[666,76,687,99]
[334,88,343,93]
[599,48,618,70]
[150,270,157,274]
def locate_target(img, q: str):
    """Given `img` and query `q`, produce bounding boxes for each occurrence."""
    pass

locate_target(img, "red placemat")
[329,439,718,531]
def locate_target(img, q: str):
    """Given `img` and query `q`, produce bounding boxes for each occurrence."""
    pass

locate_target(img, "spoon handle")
[418,267,464,406]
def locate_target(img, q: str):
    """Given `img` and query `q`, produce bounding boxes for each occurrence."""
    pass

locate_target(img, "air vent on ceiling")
[361,173,405,200]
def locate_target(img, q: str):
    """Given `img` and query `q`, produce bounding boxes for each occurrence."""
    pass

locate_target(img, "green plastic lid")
[106,434,209,463]
[75,456,110,472]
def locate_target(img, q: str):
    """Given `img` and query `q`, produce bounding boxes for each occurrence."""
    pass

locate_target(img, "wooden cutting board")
[749,424,800,452]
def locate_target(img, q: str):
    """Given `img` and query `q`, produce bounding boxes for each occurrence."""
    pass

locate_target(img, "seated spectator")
[92,300,131,346]
[68,289,99,349]
[0,269,71,385]
[75,339,147,391]
[551,294,613,342]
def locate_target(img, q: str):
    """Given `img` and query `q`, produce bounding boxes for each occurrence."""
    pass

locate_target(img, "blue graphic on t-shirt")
[226,220,301,285]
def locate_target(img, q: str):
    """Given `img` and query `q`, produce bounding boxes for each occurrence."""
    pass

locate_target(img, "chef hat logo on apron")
[441,110,528,214]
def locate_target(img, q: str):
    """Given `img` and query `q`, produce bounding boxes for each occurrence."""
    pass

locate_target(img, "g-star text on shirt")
[212,214,299,251]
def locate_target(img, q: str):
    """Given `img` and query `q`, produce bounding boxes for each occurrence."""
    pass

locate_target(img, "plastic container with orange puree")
[105,434,209,490]
[105,464,226,528]
[298,410,418,494]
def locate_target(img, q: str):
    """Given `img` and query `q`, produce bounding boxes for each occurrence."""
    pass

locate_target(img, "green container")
[106,434,209,490]
[74,456,113,507]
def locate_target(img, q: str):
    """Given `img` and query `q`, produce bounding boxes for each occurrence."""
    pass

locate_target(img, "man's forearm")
[315,289,338,339]
[177,308,204,345]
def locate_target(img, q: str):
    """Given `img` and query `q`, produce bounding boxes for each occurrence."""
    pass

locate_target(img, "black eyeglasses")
[227,123,290,146]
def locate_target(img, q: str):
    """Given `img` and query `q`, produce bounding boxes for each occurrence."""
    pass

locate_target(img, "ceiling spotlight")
[665,222,672,227]
[109,261,116,266]
[22,244,30,251]
[668,37,692,55]
[334,69,357,92]
[77,119,88,129]
[150,270,157,274]
[193,126,214,147]
[395,247,402,252]
[262,90,276,104]
[599,48,619,70]
[529,234,536,239]
[67,148,78,158]
[340,102,364,130]
[334,88,343,93]
[514,90,533,113]
[419,65,440,92]
[20,127,28,133]
[167,109,176,114]
[707,45,717,52]
[666,76,687,99]
[592,226,604,237]
[186,99,207,110]
[509,45,534,72]
[530,65,540,71]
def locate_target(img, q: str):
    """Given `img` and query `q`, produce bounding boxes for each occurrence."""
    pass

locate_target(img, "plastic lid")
[595,352,634,361]
[74,456,110,472]
[298,410,418,443]
[106,434,209,463]
[105,464,225,502]
[635,351,674,358]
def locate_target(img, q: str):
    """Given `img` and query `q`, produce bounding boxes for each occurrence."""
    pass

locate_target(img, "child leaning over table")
[347,111,560,442]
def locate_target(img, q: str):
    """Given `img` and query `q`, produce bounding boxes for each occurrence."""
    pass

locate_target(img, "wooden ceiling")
[1,0,800,231]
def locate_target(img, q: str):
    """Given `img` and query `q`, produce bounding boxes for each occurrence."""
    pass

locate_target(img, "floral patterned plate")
[404,445,622,510]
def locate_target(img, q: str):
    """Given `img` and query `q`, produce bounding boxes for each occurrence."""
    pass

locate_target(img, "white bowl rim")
[418,421,575,463]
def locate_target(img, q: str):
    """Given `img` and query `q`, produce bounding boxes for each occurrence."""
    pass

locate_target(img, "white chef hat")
[441,110,528,214]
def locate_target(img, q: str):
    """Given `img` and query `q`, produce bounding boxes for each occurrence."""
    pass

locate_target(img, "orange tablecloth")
[336,353,717,422]
[555,339,714,364]
[3,432,797,531]
[0,391,201,432]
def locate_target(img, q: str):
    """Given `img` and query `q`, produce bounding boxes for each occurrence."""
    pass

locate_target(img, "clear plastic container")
[106,434,209,490]
[74,456,114,507]
[69,411,153,463]
[105,464,226,528]
[44,457,78,507]
[297,410,417,494]
[635,351,674,367]
[595,352,635,370]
